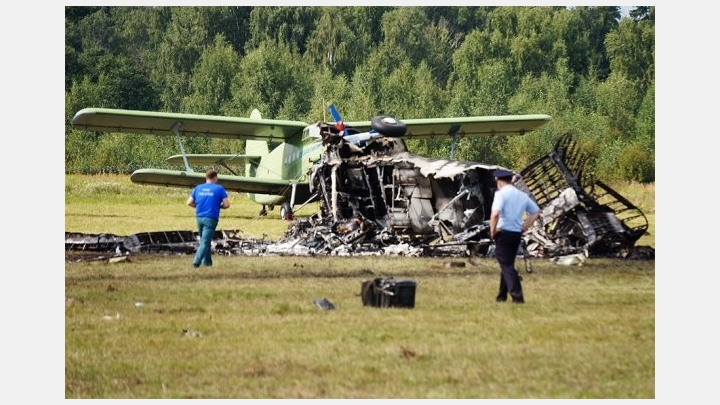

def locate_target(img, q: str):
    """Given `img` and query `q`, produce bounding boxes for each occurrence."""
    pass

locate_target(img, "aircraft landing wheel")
[280,202,293,220]
[259,206,267,216]
[371,115,406,137]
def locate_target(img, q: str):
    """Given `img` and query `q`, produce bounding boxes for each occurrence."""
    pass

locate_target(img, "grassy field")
[65,174,656,399]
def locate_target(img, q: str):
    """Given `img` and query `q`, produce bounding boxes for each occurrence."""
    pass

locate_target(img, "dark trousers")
[494,230,524,302]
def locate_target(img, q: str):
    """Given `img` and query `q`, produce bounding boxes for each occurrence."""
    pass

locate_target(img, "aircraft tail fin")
[250,109,262,120]
[244,139,268,180]
[246,139,269,156]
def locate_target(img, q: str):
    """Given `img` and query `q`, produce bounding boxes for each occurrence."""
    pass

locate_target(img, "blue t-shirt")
[491,185,540,232]
[191,183,228,220]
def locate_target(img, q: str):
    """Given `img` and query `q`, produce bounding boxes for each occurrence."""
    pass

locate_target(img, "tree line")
[65,6,655,183]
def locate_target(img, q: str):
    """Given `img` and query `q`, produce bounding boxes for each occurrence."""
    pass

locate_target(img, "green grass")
[65,255,654,399]
[65,174,656,398]
[65,173,317,238]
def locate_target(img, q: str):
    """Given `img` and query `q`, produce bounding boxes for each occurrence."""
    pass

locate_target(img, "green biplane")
[71,105,551,219]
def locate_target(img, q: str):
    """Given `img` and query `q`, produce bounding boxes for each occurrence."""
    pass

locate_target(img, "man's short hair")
[205,169,218,179]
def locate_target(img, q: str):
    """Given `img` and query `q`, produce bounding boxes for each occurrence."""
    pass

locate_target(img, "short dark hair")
[205,169,218,179]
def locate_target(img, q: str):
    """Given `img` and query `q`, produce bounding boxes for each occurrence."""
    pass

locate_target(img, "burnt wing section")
[515,133,649,257]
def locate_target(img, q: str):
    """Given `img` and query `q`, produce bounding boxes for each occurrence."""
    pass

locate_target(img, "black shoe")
[496,296,507,302]
[193,264,200,268]
[512,298,525,304]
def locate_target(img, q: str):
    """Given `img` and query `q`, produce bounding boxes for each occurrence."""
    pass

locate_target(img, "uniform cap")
[493,169,514,179]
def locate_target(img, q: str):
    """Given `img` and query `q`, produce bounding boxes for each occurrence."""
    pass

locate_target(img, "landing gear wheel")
[259,206,267,216]
[280,202,293,220]
[371,116,407,137]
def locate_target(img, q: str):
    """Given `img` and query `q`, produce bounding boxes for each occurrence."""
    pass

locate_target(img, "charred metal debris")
[66,133,653,260]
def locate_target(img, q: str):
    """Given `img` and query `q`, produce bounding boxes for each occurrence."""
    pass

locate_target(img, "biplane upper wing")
[131,169,302,195]
[343,114,552,138]
[165,154,261,166]
[72,108,309,141]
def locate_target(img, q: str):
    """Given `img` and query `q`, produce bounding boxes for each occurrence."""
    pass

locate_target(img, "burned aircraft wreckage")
[66,124,652,260]
[276,130,650,258]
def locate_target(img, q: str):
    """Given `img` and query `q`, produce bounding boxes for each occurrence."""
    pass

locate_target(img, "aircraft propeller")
[326,102,347,137]
[326,102,407,145]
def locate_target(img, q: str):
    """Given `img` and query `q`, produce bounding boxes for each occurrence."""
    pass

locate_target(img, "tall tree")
[153,7,216,111]
[378,7,431,69]
[504,61,581,169]
[209,6,253,55]
[223,40,313,120]
[246,6,320,54]
[303,6,389,79]
[573,6,620,80]
[605,17,655,85]
[380,60,447,119]
[594,73,643,139]
[446,29,517,117]
[509,7,566,77]
[422,17,458,87]
[304,7,363,78]
[182,34,241,115]
[629,6,654,22]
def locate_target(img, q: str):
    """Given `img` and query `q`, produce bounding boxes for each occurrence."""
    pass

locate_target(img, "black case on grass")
[361,277,416,308]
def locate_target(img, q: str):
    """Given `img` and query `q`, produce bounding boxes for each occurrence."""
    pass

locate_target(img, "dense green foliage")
[65,6,655,182]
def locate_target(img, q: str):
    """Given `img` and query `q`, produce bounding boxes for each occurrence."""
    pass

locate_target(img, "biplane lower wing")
[165,154,261,166]
[130,169,303,195]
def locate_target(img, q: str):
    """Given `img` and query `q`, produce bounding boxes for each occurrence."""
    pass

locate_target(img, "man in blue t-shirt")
[187,169,230,268]
[489,169,540,303]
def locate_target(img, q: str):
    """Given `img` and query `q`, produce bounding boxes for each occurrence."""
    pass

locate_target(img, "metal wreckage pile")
[65,133,654,260]
[268,132,652,259]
